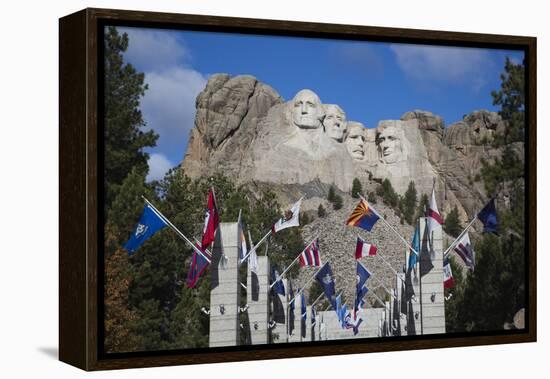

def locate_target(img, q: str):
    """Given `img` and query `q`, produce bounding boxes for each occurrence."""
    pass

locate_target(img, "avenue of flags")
[121,183,499,338]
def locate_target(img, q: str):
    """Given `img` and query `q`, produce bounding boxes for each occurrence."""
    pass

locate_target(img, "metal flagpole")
[310,291,326,308]
[240,229,271,263]
[370,276,394,300]
[360,238,407,287]
[269,235,319,289]
[241,196,305,263]
[358,193,419,256]
[142,196,212,263]
[442,214,478,258]
[288,261,330,307]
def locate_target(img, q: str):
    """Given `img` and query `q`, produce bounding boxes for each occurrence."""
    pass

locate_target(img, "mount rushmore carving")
[182,74,511,221]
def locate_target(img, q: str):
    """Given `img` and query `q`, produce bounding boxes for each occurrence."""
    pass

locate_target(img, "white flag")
[427,187,443,234]
[272,198,302,233]
[249,248,259,274]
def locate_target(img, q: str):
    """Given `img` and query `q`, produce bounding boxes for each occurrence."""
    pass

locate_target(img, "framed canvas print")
[59,8,536,371]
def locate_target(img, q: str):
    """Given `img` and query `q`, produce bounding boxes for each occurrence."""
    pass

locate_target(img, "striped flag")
[346,199,380,232]
[299,239,322,267]
[454,231,475,270]
[355,236,377,259]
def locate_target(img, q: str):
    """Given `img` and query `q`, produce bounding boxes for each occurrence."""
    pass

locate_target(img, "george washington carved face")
[290,89,324,129]
[323,104,347,142]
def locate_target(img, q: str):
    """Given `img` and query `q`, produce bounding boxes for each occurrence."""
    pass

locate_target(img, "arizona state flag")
[346,199,380,232]
[201,189,220,250]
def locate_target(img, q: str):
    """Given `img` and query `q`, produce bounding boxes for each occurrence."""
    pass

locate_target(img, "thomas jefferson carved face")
[345,122,366,160]
[291,89,324,129]
[377,126,404,164]
[323,104,347,142]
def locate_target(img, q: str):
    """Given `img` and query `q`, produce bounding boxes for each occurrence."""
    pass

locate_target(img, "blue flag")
[478,198,498,233]
[408,224,420,270]
[355,286,369,312]
[346,199,380,232]
[315,263,336,309]
[356,261,371,290]
[124,204,168,255]
[339,304,348,328]
[271,265,285,296]
[335,294,342,319]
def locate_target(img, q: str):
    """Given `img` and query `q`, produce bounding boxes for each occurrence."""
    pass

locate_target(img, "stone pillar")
[304,305,312,341]
[209,223,240,347]
[288,293,302,343]
[396,273,407,335]
[246,256,270,345]
[272,278,288,344]
[418,217,446,334]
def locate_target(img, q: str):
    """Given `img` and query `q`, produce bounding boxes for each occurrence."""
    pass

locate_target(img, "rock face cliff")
[182,74,507,221]
[180,74,515,299]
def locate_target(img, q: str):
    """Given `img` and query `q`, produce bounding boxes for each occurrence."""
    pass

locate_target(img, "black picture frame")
[59,7,537,371]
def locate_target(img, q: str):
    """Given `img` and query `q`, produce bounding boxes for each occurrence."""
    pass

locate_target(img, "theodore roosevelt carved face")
[323,104,347,142]
[290,89,324,129]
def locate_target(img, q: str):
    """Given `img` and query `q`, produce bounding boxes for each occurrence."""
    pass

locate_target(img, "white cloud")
[141,67,207,164]
[390,44,494,91]
[147,153,173,182]
[120,27,189,72]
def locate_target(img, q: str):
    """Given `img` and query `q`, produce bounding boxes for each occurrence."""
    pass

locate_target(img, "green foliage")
[104,26,158,208]
[446,57,526,333]
[317,204,326,218]
[416,193,429,220]
[367,191,377,204]
[402,181,417,225]
[379,179,399,207]
[491,57,525,145]
[443,206,462,238]
[327,185,336,203]
[351,178,362,198]
[446,233,524,332]
[332,194,343,210]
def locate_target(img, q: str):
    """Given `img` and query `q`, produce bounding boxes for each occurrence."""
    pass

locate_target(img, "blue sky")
[116,26,524,181]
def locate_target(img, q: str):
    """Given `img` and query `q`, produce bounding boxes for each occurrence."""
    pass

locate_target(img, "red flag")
[201,189,220,250]
[443,260,455,289]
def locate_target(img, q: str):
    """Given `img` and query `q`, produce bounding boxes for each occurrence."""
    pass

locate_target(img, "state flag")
[186,244,212,288]
[443,260,455,288]
[299,239,322,267]
[271,265,285,296]
[454,231,475,270]
[201,189,220,250]
[315,263,336,309]
[346,199,380,232]
[355,236,377,259]
[272,198,302,233]
[356,261,372,290]
[427,187,443,235]
[124,204,168,255]
[478,198,498,234]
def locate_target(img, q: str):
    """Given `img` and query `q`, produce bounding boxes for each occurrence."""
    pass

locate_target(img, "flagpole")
[142,196,212,263]
[360,239,406,287]
[241,196,305,264]
[368,289,386,307]
[269,235,319,289]
[358,193,419,256]
[240,229,271,263]
[370,276,394,300]
[442,214,478,258]
[310,291,326,308]
[288,261,329,307]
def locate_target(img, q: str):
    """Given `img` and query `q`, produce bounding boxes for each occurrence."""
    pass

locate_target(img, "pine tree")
[332,194,343,210]
[403,181,417,224]
[491,57,525,145]
[443,206,461,238]
[327,185,336,203]
[104,26,158,208]
[351,178,362,198]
